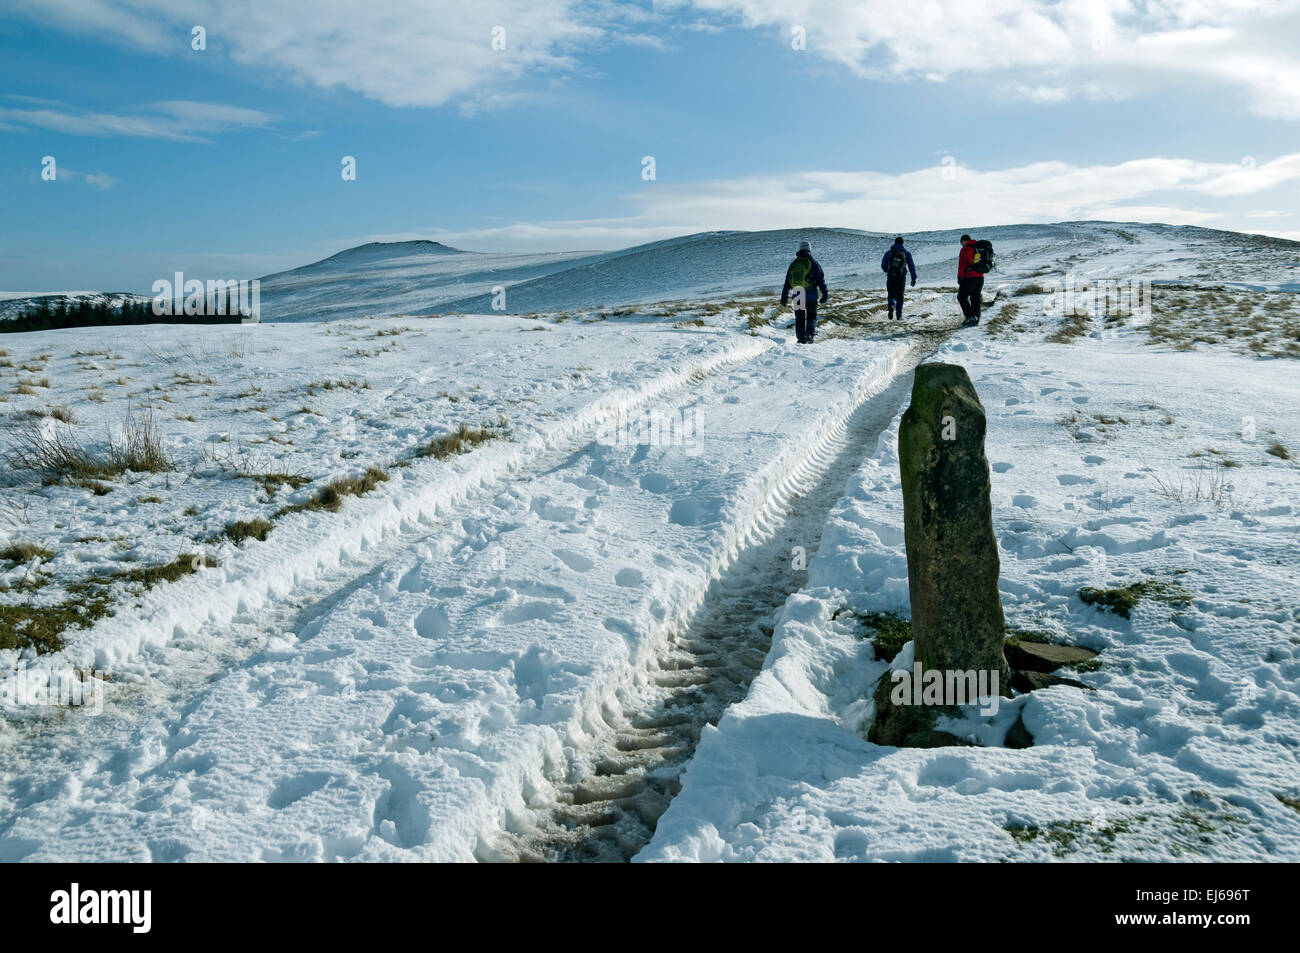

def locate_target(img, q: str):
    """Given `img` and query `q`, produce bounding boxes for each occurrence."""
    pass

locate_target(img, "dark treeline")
[0,296,248,334]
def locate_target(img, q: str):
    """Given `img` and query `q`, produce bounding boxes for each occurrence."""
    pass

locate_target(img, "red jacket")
[958,240,980,279]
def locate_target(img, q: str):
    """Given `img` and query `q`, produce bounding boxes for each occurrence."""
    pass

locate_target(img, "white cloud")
[44,167,118,189]
[8,0,624,111]
[0,100,275,141]
[674,0,1300,118]
[80,171,117,190]
[381,152,1300,251]
[13,1,1300,118]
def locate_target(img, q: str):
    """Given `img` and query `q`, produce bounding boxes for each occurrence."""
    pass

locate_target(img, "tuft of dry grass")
[1150,467,1233,508]
[14,405,78,424]
[1267,440,1291,460]
[3,405,173,479]
[1058,410,1129,441]
[70,478,113,495]
[1046,308,1093,343]
[984,301,1023,336]
[306,378,370,394]
[243,471,311,495]
[418,423,497,460]
[0,541,54,564]
[216,518,275,544]
[276,466,390,516]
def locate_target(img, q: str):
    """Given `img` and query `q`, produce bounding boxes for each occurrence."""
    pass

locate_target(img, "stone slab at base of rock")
[1011,669,1092,693]
[1005,639,1099,673]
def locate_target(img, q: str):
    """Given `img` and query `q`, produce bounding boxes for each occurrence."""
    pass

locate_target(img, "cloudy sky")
[2,0,1299,290]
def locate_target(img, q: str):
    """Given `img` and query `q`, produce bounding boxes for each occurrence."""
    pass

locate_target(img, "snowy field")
[1,221,1297,862]
[642,332,1300,862]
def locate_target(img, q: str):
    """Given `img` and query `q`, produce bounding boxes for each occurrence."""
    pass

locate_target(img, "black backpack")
[970,239,995,274]
[888,246,908,277]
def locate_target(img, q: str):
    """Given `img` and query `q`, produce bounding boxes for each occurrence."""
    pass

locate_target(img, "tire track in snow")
[0,337,774,849]
[493,339,943,862]
[1,332,938,862]
[5,335,772,687]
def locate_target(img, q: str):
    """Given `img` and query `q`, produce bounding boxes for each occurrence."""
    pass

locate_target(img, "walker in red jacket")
[957,234,984,327]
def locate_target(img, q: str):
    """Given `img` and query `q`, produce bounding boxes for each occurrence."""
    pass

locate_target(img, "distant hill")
[259,240,466,281]
[254,241,595,323]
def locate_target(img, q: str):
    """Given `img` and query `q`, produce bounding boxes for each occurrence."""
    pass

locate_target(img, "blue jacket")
[881,243,917,283]
[781,251,828,305]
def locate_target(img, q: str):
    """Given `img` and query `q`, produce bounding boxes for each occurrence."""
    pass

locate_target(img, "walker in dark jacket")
[781,244,828,344]
[881,238,916,320]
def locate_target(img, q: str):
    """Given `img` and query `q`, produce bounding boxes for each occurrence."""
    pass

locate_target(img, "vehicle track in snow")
[498,336,948,863]
[2,323,956,862]
[0,338,771,838]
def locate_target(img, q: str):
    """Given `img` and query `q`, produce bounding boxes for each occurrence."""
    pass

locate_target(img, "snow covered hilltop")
[0,221,1298,862]
[254,221,1300,323]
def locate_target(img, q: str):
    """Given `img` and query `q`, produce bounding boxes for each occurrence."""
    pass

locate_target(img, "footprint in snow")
[268,772,334,810]
[486,600,564,627]
[413,605,450,640]
[554,549,594,572]
[531,497,579,522]
[639,473,672,493]
[615,567,645,587]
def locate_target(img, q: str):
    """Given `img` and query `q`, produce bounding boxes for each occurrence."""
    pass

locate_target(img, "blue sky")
[3,0,1299,292]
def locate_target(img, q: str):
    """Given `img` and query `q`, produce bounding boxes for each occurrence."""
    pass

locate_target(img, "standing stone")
[898,363,1010,691]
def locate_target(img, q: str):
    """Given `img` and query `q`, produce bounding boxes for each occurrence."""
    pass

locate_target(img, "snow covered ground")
[0,319,907,860]
[0,316,778,672]
[640,318,1300,863]
[1,221,1297,862]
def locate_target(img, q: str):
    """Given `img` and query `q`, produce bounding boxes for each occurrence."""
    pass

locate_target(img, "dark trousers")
[958,276,984,319]
[887,275,906,316]
[794,294,818,341]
